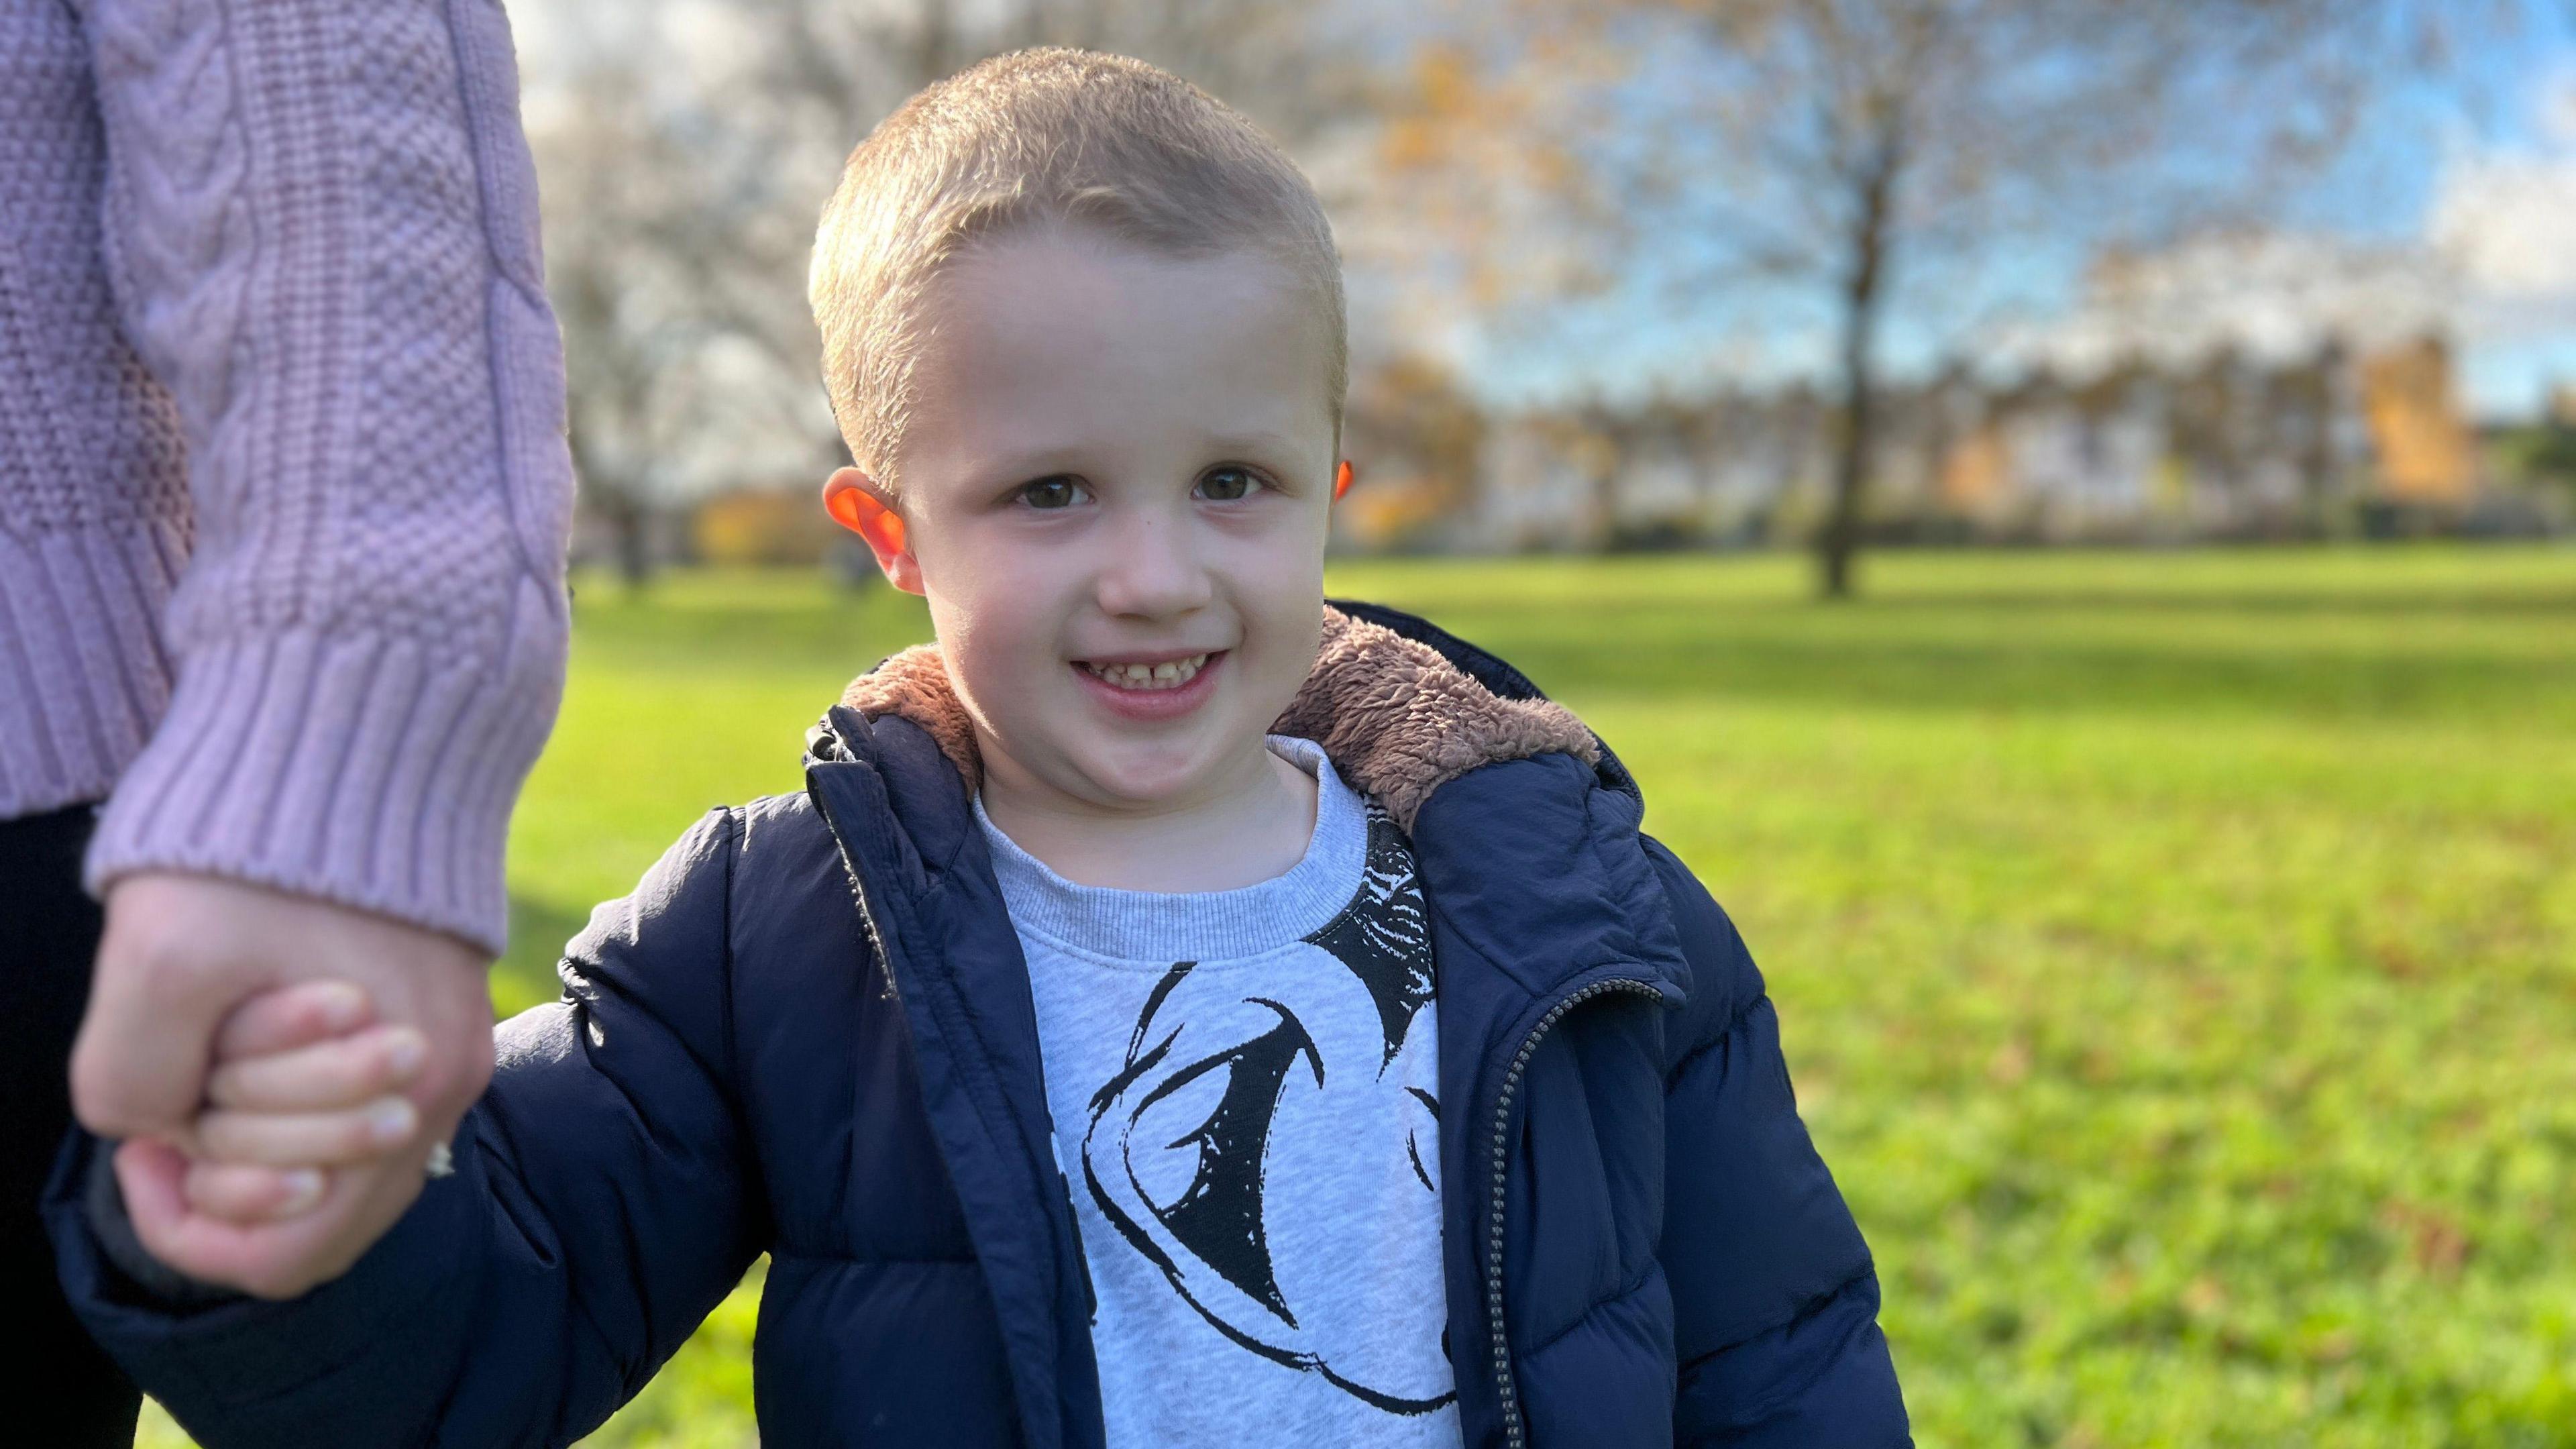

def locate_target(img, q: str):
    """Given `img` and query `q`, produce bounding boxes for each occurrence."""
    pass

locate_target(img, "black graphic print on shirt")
[1079,806,1452,1415]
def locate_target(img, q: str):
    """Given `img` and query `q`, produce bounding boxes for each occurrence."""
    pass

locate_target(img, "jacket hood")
[830,602,1604,832]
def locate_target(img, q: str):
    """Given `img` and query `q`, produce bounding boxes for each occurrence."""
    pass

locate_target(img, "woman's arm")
[69,0,574,955]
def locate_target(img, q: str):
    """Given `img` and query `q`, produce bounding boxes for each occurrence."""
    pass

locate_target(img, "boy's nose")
[1094,511,1214,620]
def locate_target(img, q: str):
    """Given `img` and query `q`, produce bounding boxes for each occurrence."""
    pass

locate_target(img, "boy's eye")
[1016,476,1085,510]
[1197,467,1263,501]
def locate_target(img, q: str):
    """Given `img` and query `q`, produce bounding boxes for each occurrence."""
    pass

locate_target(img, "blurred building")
[637,339,2551,566]
[1465,389,1831,551]
[692,488,833,566]
[1440,333,2524,549]
[2359,337,2479,507]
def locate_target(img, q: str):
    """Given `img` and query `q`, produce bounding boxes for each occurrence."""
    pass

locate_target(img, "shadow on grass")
[558,559,2576,726]
[1825,588,2576,617]
[491,893,596,1018]
[1462,631,2576,724]
[580,587,2576,724]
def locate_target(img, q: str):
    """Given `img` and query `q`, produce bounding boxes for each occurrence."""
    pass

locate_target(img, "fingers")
[193,1020,424,1179]
[162,1008,413,1226]
[182,1161,326,1223]
[118,1134,443,1300]
[113,1138,302,1293]
[213,980,377,1061]
[362,955,496,1128]
[115,1138,199,1247]
[182,1019,421,1224]
[193,1097,420,1168]
[207,1024,425,1113]
[115,1138,425,1302]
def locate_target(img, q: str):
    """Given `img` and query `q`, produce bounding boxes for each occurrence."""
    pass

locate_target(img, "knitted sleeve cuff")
[83,593,566,959]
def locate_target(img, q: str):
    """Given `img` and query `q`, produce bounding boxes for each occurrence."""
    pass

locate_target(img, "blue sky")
[1454,13,2576,422]
[508,0,2576,427]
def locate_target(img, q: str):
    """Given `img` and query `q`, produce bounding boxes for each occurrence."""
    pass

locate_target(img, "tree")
[529,62,727,586]
[1385,0,2496,594]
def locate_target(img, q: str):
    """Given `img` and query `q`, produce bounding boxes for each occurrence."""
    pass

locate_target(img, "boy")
[50,49,1909,1448]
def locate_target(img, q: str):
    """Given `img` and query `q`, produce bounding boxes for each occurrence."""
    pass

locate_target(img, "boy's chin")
[1052,726,1264,810]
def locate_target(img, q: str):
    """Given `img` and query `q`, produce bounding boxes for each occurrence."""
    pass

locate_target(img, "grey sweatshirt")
[975,737,1465,1448]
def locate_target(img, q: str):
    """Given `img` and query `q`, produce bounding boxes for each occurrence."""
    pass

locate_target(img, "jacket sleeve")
[69,0,574,957]
[1644,839,1911,1448]
[46,809,767,1449]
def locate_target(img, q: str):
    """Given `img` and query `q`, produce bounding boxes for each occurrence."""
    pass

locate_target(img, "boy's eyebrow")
[1199,430,1305,458]
[967,430,1312,480]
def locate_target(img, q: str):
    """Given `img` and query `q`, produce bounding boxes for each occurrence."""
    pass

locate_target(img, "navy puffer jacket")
[49,602,1909,1448]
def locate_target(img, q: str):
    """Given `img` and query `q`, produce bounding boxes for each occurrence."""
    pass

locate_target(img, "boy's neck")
[976,735,1320,894]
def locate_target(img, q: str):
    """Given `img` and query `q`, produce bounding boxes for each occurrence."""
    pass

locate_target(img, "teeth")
[1082,653,1209,691]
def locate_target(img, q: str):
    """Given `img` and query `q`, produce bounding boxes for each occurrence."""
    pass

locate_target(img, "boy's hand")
[174,981,431,1224]
[112,980,462,1303]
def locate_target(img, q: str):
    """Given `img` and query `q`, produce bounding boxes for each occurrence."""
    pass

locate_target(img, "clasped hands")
[70,873,496,1301]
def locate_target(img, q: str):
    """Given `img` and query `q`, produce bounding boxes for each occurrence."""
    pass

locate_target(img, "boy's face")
[831,227,1338,814]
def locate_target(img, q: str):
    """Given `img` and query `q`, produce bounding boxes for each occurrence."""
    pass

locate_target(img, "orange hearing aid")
[1333,459,1355,501]
[826,483,906,557]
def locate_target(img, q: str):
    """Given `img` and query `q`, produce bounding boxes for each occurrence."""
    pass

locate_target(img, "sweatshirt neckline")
[972,735,1367,963]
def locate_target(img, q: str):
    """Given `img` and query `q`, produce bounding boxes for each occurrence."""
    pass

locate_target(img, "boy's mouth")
[1076,651,1214,692]
[1071,649,1230,722]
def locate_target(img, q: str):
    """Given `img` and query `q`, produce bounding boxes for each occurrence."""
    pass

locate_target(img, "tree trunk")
[568,421,657,590]
[1817,140,1900,600]
[1817,306,1878,598]
[610,499,653,590]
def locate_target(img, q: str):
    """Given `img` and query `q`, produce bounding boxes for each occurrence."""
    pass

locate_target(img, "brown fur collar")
[836,605,1600,830]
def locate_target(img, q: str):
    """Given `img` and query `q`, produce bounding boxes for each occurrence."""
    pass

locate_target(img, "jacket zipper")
[1485,975,1664,1449]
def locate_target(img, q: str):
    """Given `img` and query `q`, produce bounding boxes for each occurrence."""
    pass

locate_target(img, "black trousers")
[1,802,142,1447]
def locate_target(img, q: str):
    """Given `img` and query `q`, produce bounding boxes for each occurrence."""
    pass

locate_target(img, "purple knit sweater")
[1,0,573,957]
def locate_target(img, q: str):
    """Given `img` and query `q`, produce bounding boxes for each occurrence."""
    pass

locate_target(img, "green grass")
[141,545,2576,1448]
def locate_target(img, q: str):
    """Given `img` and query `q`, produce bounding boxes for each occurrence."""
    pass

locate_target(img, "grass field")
[140,546,2576,1448]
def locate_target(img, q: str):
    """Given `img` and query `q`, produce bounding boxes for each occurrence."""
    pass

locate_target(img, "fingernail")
[384,1030,425,1078]
[317,982,370,1030]
[367,1097,418,1144]
[277,1169,324,1214]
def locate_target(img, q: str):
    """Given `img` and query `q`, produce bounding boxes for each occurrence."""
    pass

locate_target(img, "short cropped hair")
[809,48,1347,487]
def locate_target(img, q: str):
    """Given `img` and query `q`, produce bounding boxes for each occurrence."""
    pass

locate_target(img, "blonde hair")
[810,48,1347,488]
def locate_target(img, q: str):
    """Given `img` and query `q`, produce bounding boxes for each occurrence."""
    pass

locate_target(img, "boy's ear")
[1333,458,1355,502]
[822,467,923,596]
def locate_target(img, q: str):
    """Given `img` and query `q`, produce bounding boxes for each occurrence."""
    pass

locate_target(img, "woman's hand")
[76,873,495,1301]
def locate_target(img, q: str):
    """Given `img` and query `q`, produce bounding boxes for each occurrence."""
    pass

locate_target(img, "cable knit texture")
[0,0,574,955]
